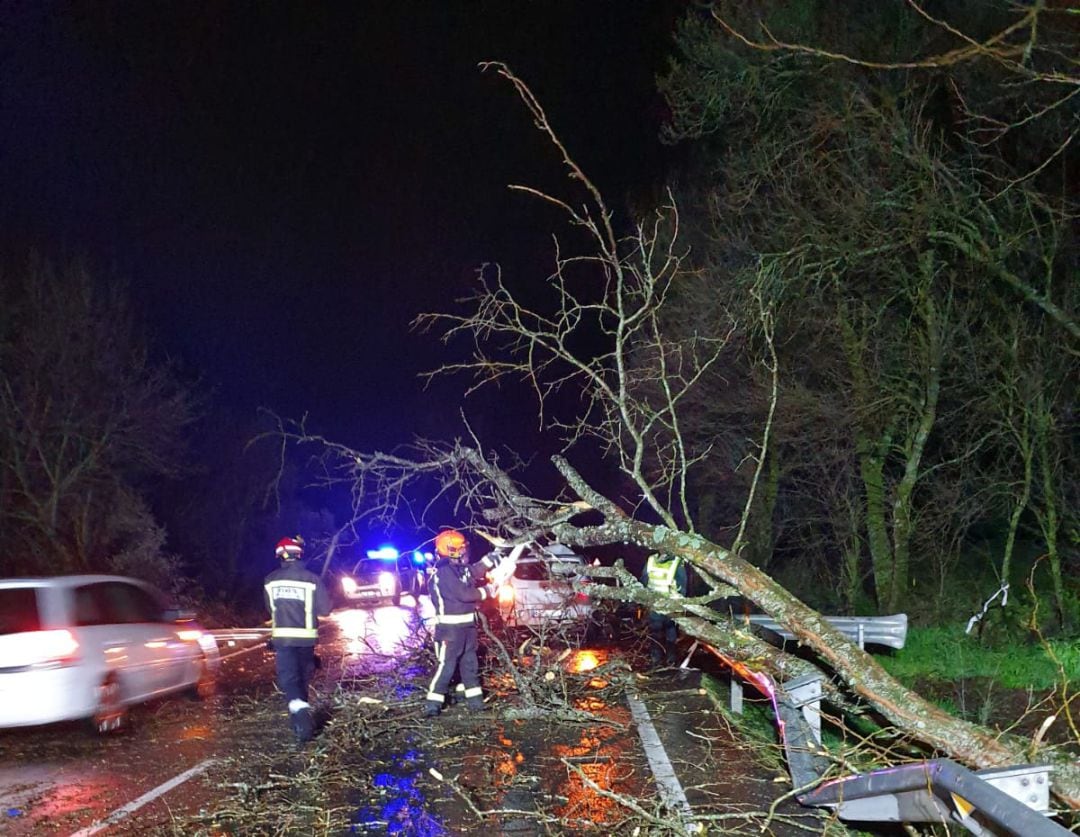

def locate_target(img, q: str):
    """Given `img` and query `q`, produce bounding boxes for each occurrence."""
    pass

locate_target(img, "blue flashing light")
[412,552,425,565]
[366,545,399,560]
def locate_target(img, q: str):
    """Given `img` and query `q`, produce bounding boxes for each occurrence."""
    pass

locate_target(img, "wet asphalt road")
[0,604,821,836]
[0,605,423,835]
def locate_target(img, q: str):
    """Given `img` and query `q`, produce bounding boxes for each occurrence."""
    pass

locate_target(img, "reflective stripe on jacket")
[264,562,331,645]
[645,554,684,597]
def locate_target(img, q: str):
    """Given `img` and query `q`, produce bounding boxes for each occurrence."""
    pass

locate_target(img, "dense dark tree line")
[0,259,196,589]
[0,258,334,609]
[653,0,1078,627]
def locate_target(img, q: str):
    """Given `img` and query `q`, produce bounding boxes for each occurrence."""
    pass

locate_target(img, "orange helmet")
[434,528,467,559]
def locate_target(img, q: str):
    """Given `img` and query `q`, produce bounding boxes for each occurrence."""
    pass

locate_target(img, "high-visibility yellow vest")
[645,554,683,597]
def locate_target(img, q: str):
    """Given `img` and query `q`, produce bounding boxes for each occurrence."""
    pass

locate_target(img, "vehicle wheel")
[88,676,128,735]
[188,653,216,700]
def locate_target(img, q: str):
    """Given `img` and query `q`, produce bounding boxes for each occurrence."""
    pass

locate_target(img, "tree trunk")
[553,459,1080,809]
[860,443,896,609]
[1035,397,1067,630]
[889,291,942,612]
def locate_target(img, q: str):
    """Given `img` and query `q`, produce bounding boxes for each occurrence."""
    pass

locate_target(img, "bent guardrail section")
[800,759,1064,837]
[699,638,1070,837]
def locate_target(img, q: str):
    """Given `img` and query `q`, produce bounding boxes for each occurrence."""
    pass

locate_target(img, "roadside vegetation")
[883,627,1079,693]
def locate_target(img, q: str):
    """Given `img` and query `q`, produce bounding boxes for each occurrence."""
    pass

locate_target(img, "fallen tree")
[277,65,1079,810]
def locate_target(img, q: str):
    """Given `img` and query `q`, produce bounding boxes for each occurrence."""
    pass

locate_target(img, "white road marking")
[67,759,216,837]
[626,690,699,829]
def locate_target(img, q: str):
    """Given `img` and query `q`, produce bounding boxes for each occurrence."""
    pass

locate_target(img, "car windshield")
[0,588,41,635]
[514,561,549,581]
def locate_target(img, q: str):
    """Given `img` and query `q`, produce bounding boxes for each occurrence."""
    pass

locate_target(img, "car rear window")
[75,581,163,626]
[514,561,549,581]
[0,588,41,634]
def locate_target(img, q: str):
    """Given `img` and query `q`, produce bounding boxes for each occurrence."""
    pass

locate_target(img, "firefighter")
[264,535,331,743]
[642,552,687,666]
[423,528,502,717]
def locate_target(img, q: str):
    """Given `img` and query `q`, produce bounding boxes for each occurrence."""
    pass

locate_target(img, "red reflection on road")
[0,764,123,829]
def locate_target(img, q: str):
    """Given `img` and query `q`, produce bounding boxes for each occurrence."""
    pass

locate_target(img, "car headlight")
[342,576,358,594]
[378,572,395,593]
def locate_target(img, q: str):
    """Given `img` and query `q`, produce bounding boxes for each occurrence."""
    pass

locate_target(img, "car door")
[74,581,180,699]
[73,581,156,702]
[117,581,194,692]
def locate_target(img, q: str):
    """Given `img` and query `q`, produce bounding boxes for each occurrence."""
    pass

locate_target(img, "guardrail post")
[730,677,743,715]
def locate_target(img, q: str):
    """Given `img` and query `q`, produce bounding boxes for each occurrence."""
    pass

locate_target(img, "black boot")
[423,701,442,718]
[292,707,315,744]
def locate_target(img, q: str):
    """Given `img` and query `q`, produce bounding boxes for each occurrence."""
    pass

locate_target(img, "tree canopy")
[0,258,198,585]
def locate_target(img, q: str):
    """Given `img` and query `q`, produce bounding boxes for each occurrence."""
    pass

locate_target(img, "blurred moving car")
[338,547,422,608]
[484,543,595,630]
[0,575,220,733]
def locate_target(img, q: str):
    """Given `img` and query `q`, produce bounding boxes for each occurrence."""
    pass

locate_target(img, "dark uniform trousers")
[428,624,481,704]
[274,643,317,704]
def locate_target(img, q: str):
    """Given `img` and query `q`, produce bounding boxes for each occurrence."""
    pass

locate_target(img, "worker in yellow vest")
[641,553,687,666]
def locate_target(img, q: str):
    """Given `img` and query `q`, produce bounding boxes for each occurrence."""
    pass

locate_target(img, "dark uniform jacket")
[429,558,491,628]
[264,561,331,646]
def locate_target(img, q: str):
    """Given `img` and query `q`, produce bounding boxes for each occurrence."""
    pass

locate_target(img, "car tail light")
[341,576,358,594]
[16,630,81,668]
[497,584,515,607]
[574,592,590,603]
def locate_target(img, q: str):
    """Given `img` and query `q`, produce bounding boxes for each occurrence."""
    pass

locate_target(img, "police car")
[338,547,422,608]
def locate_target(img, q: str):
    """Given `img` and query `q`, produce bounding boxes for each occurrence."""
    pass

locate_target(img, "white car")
[485,543,595,630]
[0,575,220,733]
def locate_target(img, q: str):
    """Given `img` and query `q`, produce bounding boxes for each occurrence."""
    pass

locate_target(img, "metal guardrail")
[744,613,908,649]
[723,612,906,728]
[208,628,270,646]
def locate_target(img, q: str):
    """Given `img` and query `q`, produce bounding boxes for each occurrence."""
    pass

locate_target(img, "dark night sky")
[2,2,682,461]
